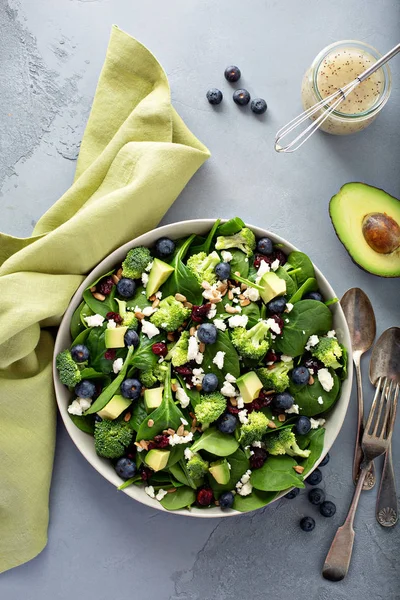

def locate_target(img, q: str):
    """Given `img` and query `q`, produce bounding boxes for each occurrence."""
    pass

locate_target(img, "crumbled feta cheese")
[266,361,275,366]
[266,318,281,335]
[231,287,241,296]
[142,306,157,317]
[141,320,160,338]
[252,441,262,448]
[310,417,326,429]
[158,356,165,363]
[232,298,239,304]
[141,291,146,295]
[213,351,226,370]
[84,314,105,328]
[195,352,204,365]
[238,409,249,424]
[228,314,248,328]
[317,396,324,405]
[285,404,299,414]
[271,333,276,340]
[285,318,289,323]
[214,318,227,331]
[309,368,314,375]
[155,291,162,299]
[113,358,124,374]
[180,417,189,426]
[237,396,244,409]
[286,303,294,313]
[169,432,194,446]
[225,303,241,315]
[68,398,92,416]
[79,398,92,411]
[134,305,143,314]
[228,462,232,470]
[207,306,217,319]
[184,448,194,461]
[271,259,280,271]
[243,287,260,302]
[145,261,153,272]
[141,272,149,286]
[107,319,117,329]
[175,386,190,408]
[327,330,336,338]
[318,368,334,392]
[188,335,200,361]
[192,368,204,386]
[145,486,155,499]
[238,482,253,496]
[225,373,237,383]
[220,381,237,397]
[136,446,144,452]
[281,354,293,363]
[257,261,271,279]
[202,283,222,303]
[221,251,233,262]
[302,330,305,334]
[156,489,168,501]
[305,335,319,351]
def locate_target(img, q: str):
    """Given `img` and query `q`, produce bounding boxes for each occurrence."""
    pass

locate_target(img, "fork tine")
[384,382,399,441]
[372,377,388,436]
[365,376,383,435]
[379,379,393,438]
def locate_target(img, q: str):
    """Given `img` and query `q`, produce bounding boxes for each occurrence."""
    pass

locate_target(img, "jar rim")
[311,40,392,120]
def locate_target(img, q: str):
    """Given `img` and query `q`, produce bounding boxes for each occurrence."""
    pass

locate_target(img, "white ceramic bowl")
[54,219,353,517]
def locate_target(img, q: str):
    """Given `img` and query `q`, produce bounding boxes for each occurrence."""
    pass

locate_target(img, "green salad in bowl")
[54,218,350,514]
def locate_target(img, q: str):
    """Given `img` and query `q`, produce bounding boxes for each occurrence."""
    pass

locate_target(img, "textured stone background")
[1,0,400,598]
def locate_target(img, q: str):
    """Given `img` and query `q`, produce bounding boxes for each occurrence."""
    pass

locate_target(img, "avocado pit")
[362,212,400,254]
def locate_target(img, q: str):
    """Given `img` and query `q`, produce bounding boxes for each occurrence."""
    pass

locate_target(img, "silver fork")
[322,376,399,581]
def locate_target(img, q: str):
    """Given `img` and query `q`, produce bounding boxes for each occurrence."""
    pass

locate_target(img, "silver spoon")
[369,327,400,527]
[341,288,376,490]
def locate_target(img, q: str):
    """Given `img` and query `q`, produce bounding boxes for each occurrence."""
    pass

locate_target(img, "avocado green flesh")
[144,387,163,413]
[330,182,400,277]
[97,395,131,420]
[145,449,170,471]
[209,460,231,485]
[236,371,263,404]
[146,258,174,298]
[104,326,128,348]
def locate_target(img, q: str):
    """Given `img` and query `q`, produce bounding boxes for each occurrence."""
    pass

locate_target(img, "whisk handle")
[358,42,400,82]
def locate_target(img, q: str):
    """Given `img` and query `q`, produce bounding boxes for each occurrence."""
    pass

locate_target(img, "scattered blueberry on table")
[251,98,267,114]
[224,65,241,82]
[300,516,316,532]
[319,452,330,467]
[307,468,323,486]
[320,500,337,517]
[308,488,326,505]
[233,89,251,106]
[206,88,223,105]
[285,487,300,500]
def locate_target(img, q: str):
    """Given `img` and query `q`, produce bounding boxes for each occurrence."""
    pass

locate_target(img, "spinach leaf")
[202,330,240,385]
[128,333,164,372]
[126,286,152,311]
[274,300,333,356]
[298,428,325,474]
[79,367,110,381]
[68,413,95,434]
[275,267,297,298]
[247,262,258,283]
[85,326,126,374]
[80,302,94,328]
[288,278,318,304]
[209,448,249,492]
[117,474,143,490]
[71,327,91,349]
[250,455,305,491]
[176,375,201,408]
[70,301,86,339]
[290,369,340,416]
[169,459,200,489]
[160,486,196,510]
[285,251,315,286]
[85,346,134,414]
[216,217,245,236]
[240,301,261,327]
[190,427,239,456]
[82,270,118,317]
[166,445,186,468]
[129,398,148,432]
[188,219,221,256]
[161,235,203,304]
[233,490,277,512]
[230,250,249,279]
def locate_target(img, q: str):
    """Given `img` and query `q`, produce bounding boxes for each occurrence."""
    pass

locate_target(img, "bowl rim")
[53,218,353,518]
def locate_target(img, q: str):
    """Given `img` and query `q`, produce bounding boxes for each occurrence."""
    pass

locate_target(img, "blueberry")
[251,98,267,114]
[218,413,237,434]
[307,468,322,486]
[75,380,96,398]
[257,237,274,255]
[71,344,90,363]
[285,487,300,500]
[267,297,287,314]
[224,65,241,82]
[273,392,294,411]
[206,88,223,105]
[291,366,310,385]
[294,416,312,436]
[124,329,140,348]
[308,487,325,505]
[320,500,336,518]
[233,89,251,106]
[197,323,218,344]
[319,452,330,467]
[155,237,175,259]
[303,291,323,302]
[215,262,231,280]
[117,277,136,298]
[300,516,315,532]
[115,457,137,480]
[120,378,142,400]
[202,373,219,393]
[94,415,103,422]
[219,491,235,509]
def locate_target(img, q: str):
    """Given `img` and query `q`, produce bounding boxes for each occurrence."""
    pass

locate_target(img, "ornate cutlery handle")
[376,444,398,527]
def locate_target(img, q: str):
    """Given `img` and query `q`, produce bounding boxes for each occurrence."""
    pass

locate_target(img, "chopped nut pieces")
[308,375,315,385]
[147,419,154,427]
[176,424,185,436]
[201,281,211,290]
[228,290,234,301]
[171,382,178,392]
[117,268,123,278]
[124,413,131,422]
[293,465,305,474]
[112,274,120,284]
[175,293,187,302]
[240,299,251,307]
[167,428,175,436]
[225,305,241,314]
[152,299,160,308]
[167,332,175,342]
[190,326,196,336]
[90,286,97,292]
[183,301,193,309]
[278,414,286,423]
[230,397,238,407]
[267,420,277,429]
[167,488,177,494]
[93,292,105,301]
[199,342,206,353]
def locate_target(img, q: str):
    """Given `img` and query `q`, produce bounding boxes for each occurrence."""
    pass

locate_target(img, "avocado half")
[330,183,400,278]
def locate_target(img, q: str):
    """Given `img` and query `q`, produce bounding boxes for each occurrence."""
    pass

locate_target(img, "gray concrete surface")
[1,0,400,598]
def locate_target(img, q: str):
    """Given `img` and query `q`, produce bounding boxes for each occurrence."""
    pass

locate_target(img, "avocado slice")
[104,326,128,348]
[144,387,163,413]
[209,459,231,485]
[330,182,400,277]
[259,271,286,303]
[236,371,263,404]
[146,258,174,298]
[97,394,131,420]
[145,448,170,472]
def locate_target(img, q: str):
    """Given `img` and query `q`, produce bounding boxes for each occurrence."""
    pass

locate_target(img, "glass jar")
[301,40,392,135]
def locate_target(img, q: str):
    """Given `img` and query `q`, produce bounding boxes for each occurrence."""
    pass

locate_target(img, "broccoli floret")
[231,321,270,360]
[194,392,227,429]
[116,298,139,329]
[311,336,343,369]
[257,360,294,393]
[168,331,189,367]
[239,411,270,446]
[150,296,191,332]
[215,227,256,257]
[94,419,134,459]
[264,428,311,459]
[122,246,152,279]
[186,251,221,285]
[139,362,169,388]
[56,349,82,387]
[186,454,209,480]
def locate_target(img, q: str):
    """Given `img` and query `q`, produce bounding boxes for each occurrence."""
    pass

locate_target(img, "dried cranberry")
[250,448,268,469]
[106,311,123,324]
[93,382,103,399]
[98,276,115,296]
[152,342,168,357]
[304,358,324,373]
[104,349,116,361]
[140,467,153,481]
[274,249,287,265]
[191,303,212,323]
[153,435,170,449]
[250,393,273,411]
[265,350,279,363]
[271,314,284,332]
[253,254,275,269]
[197,487,214,506]
[227,405,240,415]
[174,365,193,386]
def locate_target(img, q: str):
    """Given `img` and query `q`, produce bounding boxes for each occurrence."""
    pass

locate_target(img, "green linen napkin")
[0,25,210,574]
